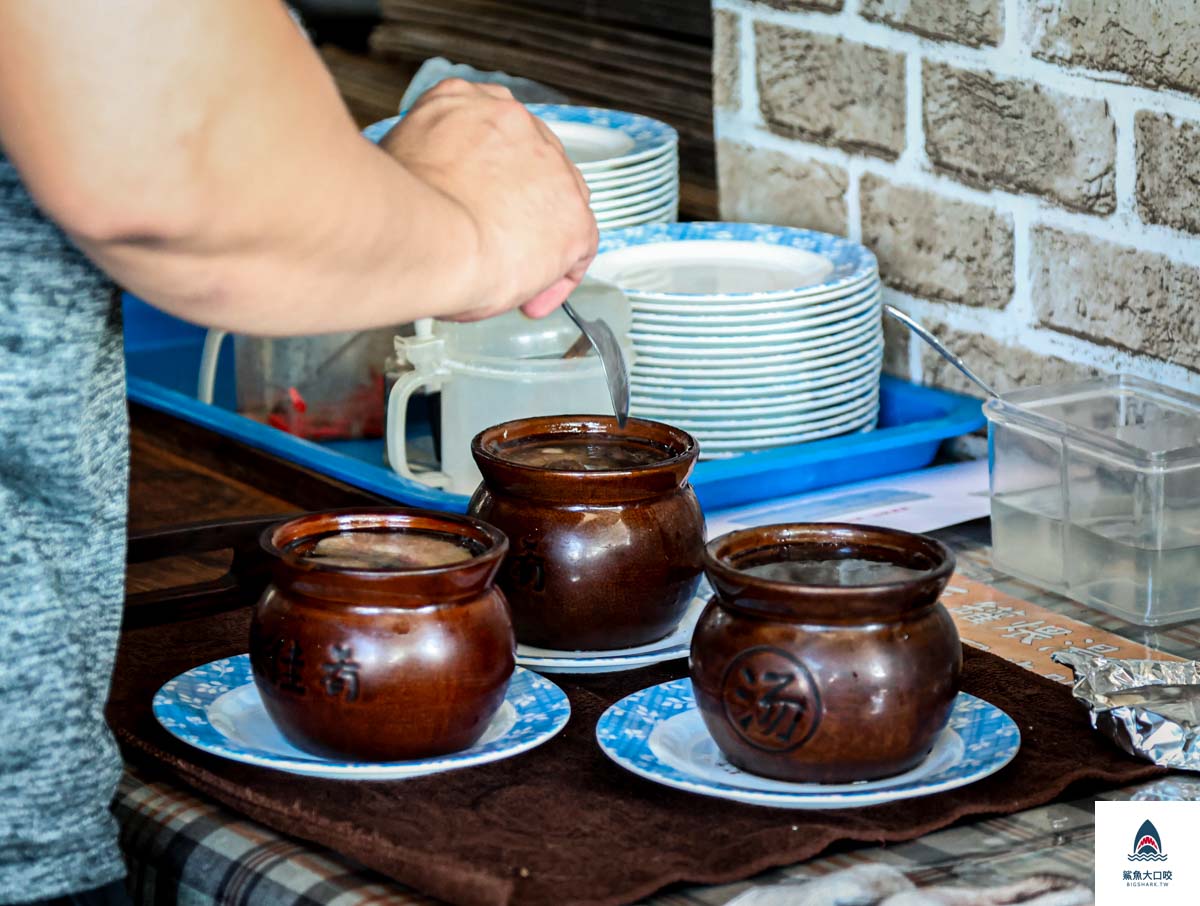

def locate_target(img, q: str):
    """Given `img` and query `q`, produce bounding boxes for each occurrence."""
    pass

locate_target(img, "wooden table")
[118,405,1197,905]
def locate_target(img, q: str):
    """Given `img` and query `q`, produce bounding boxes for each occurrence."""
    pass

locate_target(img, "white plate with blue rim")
[596,199,679,231]
[630,283,879,333]
[516,596,706,674]
[527,104,678,172]
[631,299,879,351]
[592,223,879,304]
[628,272,880,317]
[589,169,679,203]
[633,348,883,392]
[633,322,882,368]
[591,182,679,215]
[633,373,879,419]
[583,151,679,190]
[362,108,676,176]
[633,355,880,403]
[700,415,879,456]
[153,657,571,780]
[649,395,879,438]
[596,679,1020,809]
[633,344,882,382]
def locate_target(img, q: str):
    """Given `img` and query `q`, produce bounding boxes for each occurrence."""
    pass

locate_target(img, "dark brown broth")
[288,528,482,570]
[739,557,929,586]
[501,436,671,471]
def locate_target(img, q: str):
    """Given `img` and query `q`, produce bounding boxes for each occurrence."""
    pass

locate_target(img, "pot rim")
[261,507,509,581]
[471,414,697,479]
[703,522,955,621]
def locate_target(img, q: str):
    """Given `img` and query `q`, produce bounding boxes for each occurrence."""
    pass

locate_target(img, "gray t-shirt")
[0,151,129,900]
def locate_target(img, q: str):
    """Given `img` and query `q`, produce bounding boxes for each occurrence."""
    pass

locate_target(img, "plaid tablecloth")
[112,524,1200,905]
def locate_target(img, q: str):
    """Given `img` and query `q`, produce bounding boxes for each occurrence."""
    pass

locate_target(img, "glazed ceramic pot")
[690,523,961,783]
[468,415,705,650]
[250,509,514,761]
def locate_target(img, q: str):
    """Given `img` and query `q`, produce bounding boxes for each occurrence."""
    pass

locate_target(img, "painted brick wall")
[712,0,1200,398]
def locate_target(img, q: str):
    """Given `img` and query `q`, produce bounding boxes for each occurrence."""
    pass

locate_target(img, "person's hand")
[380,80,598,320]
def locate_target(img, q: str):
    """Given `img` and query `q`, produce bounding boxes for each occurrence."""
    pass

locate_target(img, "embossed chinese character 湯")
[321,644,361,702]
[730,665,807,745]
[721,647,820,753]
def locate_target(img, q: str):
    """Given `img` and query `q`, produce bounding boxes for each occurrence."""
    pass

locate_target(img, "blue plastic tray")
[122,294,984,513]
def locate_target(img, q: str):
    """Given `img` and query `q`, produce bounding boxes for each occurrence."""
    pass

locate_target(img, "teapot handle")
[197,329,229,404]
[385,369,452,488]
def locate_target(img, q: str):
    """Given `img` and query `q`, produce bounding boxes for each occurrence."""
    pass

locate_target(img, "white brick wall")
[713,0,1200,396]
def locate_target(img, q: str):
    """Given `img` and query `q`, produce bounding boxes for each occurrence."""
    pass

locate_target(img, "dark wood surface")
[125,404,378,598]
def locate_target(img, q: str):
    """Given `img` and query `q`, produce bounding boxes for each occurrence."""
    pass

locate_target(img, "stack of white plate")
[364,105,679,231]
[589,222,882,457]
[528,105,678,230]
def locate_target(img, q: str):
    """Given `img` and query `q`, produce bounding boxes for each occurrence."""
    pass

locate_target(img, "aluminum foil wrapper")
[1052,649,1200,772]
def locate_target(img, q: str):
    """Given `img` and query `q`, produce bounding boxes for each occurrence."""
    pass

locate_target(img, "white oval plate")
[364,109,677,174]
[529,104,678,172]
[596,681,1020,809]
[632,299,879,349]
[640,394,878,437]
[592,184,680,217]
[597,198,679,231]
[634,356,881,400]
[633,373,879,417]
[597,239,833,296]
[632,350,883,392]
[630,285,879,333]
[594,223,877,303]
[633,321,881,366]
[629,273,880,317]
[583,151,679,189]
[633,338,883,380]
[516,597,705,674]
[590,176,678,207]
[153,657,570,780]
[698,410,879,453]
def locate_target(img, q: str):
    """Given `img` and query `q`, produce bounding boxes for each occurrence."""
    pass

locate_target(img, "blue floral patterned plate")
[525,104,677,171]
[362,105,677,172]
[592,222,879,304]
[153,657,570,780]
[596,680,1019,809]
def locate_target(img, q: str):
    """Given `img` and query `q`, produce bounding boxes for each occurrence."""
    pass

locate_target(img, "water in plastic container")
[986,375,1200,626]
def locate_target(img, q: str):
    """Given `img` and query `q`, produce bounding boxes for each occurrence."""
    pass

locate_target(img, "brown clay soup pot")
[468,415,705,650]
[690,523,961,784]
[250,508,514,762]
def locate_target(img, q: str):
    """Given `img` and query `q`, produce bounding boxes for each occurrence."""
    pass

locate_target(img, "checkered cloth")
[115,772,436,905]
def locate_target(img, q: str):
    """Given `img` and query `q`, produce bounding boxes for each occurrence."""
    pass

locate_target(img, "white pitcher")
[387,288,632,495]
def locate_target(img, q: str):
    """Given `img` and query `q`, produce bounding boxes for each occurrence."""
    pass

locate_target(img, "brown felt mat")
[106,607,1165,906]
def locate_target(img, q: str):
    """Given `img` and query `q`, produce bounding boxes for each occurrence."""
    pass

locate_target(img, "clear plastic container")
[233,329,397,440]
[985,375,1200,626]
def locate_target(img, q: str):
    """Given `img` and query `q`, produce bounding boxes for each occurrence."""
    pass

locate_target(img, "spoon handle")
[883,305,999,399]
[562,300,632,428]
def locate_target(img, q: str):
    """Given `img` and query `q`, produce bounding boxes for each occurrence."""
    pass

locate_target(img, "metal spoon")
[883,305,999,398]
[562,298,631,427]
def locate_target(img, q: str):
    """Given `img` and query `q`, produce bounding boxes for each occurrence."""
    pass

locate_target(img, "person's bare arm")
[0,2,596,334]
